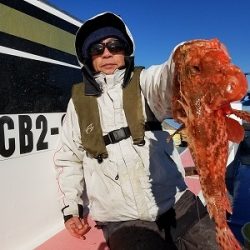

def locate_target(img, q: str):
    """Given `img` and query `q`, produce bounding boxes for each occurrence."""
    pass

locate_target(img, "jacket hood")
[74,12,135,96]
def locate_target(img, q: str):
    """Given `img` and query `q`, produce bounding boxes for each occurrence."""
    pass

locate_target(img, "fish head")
[171,39,247,120]
[199,47,247,108]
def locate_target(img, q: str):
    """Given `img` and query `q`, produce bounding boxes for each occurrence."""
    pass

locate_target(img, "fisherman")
[54,12,218,249]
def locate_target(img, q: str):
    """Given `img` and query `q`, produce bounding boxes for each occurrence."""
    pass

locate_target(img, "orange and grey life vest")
[72,67,161,162]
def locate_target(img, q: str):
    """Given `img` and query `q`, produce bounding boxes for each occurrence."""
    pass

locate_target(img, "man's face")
[91,38,126,75]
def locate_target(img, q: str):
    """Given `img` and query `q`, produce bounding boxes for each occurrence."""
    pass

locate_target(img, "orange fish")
[171,38,250,250]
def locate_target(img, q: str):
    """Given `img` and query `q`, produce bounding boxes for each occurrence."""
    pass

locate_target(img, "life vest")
[72,67,159,162]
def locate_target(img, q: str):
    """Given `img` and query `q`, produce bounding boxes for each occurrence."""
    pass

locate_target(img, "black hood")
[75,12,134,65]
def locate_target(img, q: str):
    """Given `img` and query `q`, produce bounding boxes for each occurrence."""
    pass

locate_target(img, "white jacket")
[54,62,187,222]
[54,12,187,222]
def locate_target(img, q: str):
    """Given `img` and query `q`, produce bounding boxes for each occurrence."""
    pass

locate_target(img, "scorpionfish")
[171,38,250,250]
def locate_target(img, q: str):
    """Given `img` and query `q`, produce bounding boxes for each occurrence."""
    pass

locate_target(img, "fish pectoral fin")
[225,117,244,143]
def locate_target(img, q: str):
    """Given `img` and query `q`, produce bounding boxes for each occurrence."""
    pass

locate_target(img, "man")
[54,12,217,249]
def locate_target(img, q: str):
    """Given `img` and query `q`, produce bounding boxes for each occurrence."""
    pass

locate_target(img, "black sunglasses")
[89,39,126,56]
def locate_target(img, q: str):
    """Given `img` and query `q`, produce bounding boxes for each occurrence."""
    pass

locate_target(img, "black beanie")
[81,26,129,59]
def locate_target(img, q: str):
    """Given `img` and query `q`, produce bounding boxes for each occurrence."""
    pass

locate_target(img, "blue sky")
[48,0,250,76]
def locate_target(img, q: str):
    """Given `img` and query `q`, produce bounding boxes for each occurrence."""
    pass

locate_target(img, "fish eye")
[189,65,201,74]
[193,65,200,72]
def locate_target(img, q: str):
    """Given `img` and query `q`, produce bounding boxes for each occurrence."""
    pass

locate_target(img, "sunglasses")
[89,39,126,56]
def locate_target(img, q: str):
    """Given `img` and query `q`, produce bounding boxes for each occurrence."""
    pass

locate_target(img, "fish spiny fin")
[232,109,250,123]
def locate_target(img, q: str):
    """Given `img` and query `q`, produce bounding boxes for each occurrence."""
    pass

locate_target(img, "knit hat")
[81,26,129,58]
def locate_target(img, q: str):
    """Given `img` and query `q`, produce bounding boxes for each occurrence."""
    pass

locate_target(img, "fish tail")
[216,224,242,250]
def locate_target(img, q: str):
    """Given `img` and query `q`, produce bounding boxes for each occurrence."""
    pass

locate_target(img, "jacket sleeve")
[54,99,86,218]
[140,54,175,122]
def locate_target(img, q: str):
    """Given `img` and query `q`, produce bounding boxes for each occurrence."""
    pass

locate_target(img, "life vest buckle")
[104,127,131,145]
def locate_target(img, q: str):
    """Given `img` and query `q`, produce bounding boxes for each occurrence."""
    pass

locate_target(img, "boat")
[0,1,85,249]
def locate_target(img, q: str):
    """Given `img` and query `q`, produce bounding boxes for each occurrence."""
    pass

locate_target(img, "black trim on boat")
[0,53,82,114]
[0,31,79,66]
